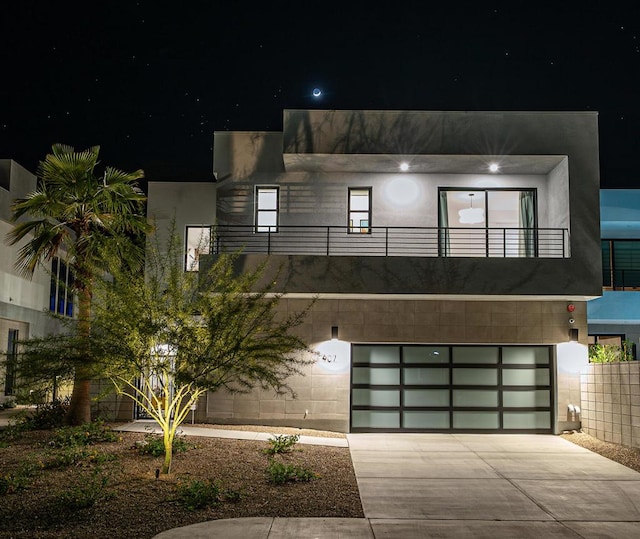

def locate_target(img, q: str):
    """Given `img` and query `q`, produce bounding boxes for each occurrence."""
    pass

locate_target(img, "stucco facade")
[149,110,602,434]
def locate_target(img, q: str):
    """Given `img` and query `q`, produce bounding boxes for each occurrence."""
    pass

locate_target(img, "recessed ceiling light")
[399,162,409,172]
[489,163,500,173]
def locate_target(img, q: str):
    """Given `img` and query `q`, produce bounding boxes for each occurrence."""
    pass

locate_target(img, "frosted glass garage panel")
[502,347,550,365]
[503,411,551,429]
[453,411,499,429]
[503,390,550,407]
[404,346,450,364]
[404,389,450,407]
[503,368,550,386]
[453,390,498,407]
[404,368,449,385]
[351,410,400,429]
[352,368,400,385]
[452,347,498,364]
[404,411,450,429]
[452,368,498,385]
[352,346,400,364]
[352,389,399,407]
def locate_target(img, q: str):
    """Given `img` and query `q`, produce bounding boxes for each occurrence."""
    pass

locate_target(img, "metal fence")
[212,225,569,258]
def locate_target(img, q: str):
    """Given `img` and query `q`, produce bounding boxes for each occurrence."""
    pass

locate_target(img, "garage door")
[350,344,553,433]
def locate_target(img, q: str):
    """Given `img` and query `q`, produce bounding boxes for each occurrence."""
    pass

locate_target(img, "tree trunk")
[162,430,173,475]
[66,375,92,425]
[65,272,93,426]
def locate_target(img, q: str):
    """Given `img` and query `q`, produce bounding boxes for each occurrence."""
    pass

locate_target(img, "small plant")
[0,460,42,494]
[24,398,70,430]
[49,420,119,447]
[55,471,112,510]
[136,432,192,457]
[264,434,300,455]
[266,460,318,484]
[176,479,220,510]
[589,340,635,363]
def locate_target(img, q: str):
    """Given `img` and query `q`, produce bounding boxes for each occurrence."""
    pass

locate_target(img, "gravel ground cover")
[0,427,362,539]
[560,430,640,473]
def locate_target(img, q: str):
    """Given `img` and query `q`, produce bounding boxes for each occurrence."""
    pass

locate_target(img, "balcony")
[212,225,570,258]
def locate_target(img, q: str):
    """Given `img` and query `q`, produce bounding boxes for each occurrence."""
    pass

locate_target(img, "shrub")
[135,432,192,457]
[49,420,119,447]
[264,434,300,455]
[0,460,42,494]
[55,471,112,510]
[176,479,220,510]
[266,460,318,484]
[0,399,16,410]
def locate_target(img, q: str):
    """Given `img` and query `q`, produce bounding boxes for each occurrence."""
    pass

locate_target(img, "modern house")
[0,160,65,403]
[147,109,602,434]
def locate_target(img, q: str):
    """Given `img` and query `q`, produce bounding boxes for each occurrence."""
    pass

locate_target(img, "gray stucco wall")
[213,110,601,299]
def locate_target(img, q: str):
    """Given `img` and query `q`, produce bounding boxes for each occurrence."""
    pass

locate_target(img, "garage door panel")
[351,344,553,433]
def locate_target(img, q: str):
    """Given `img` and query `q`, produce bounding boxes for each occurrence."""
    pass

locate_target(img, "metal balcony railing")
[212,225,570,258]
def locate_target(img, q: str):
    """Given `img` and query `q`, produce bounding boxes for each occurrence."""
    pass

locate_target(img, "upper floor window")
[185,226,211,272]
[602,240,640,290]
[439,189,536,257]
[256,187,279,232]
[50,257,74,317]
[349,187,371,233]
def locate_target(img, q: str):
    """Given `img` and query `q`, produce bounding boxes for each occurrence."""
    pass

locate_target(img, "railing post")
[268,231,271,254]
[385,227,389,256]
[562,229,566,258]
[503,228,506,257]
[326,226,330,256]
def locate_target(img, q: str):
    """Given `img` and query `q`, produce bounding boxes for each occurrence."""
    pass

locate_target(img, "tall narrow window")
[349,188,371,233]
[256,187,279,232]
[185,226,211,272]
[49,257,74,317]
[4,329,18,396]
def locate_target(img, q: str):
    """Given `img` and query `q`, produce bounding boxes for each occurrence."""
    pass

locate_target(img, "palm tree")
[7,144,151,425]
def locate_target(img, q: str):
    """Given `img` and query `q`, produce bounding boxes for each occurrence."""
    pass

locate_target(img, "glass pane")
[452,368,497,386]
[502,347,549,365]
[257,211,277,227]
[404,389,449,407]
[447,190,486,228]
[404,368,449,385]
[453,389,498,407]
[404,411,450,429]
[503,390,550,407]
[404,346,449,364]
[352,389,399,407]
[602,241,611,287]
[350,190,369,211]
[503,411,551,429]
[503,368,549,386]
[258,188,278,209]
[352,410,399,428]
[453,411,499,429]
[453,347,498,364]
[352,367,399,385]
[353,346,400,364]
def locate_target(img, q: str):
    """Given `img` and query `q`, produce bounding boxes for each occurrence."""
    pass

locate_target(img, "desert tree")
[91,228,315,474]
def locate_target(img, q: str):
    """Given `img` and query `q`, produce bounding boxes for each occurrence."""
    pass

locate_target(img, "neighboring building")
[0,160,64,403]
[147,109,602,434]
[588,189,640,354]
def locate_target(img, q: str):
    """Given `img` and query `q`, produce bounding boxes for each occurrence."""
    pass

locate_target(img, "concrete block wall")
[203,297,587,433]
[580,362,640,448]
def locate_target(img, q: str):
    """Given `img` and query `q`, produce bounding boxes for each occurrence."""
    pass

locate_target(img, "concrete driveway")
[155,433,640,538]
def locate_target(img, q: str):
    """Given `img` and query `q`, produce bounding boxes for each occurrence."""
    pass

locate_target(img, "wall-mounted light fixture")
[569,328,579,342]
[331,326,339,340]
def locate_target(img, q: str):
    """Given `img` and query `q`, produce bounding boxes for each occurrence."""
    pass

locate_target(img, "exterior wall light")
[331,326,339,340]
[569,328,579,342]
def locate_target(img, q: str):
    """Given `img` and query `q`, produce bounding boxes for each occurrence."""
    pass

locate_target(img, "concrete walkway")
[152,430,640,538]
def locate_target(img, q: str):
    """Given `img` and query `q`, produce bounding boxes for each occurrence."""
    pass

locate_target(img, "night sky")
[2,2,639,188]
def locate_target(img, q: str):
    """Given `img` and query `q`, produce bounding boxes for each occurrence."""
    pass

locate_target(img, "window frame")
[255,186,279,233]
[348,187,372,234]
[185,226,212,272]
[49,256,74,317]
